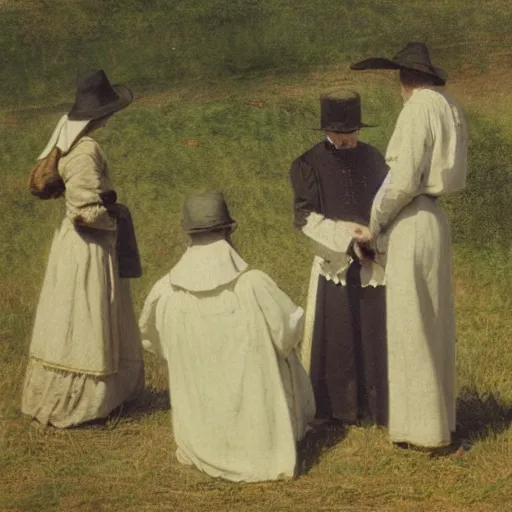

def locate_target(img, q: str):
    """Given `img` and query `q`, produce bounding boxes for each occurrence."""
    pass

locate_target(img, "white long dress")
[370,88,468,447]
[21,136,144,428]
[139,237,315,482]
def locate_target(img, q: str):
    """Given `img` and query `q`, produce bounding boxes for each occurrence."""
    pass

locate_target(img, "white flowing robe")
[139,238,315,482]
[370,88,468,447]
[22,136,144,427]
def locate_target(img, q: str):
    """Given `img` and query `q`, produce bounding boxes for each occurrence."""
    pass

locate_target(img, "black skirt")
[309,260,388,425]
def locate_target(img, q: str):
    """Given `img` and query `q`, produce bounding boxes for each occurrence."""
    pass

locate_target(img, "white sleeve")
[249,270,305,358]
[138,276,171,359]
[302,211,361,254]
[63,141,116,231]
[370,101,432,235]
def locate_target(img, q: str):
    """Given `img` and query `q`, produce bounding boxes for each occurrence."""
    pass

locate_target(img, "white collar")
[404,86,439,104]
[169,238,248,292]
[38,114,91,160]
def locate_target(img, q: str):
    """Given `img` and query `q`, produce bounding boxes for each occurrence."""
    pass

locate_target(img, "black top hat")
[182,191,236,234]
[350,42,447,86]
[316,91,374,133]
[67,69,133,121]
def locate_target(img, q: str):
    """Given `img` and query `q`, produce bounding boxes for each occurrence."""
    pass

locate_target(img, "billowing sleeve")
[366,147,390,253]
[139,276,171,359]
[249,270,304,358]
[289,157,355,254]
[62,140,116,231]
[370,100,433,235]
[371,144,390,186]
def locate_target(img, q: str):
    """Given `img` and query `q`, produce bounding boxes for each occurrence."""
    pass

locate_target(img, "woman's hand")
[352,225,373,243]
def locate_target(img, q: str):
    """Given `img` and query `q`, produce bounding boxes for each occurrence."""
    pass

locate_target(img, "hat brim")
[312,121,376,133]
[67,84,134,121]
[350,57,402,71]
[350,58,447,86]
[184,221,236,235]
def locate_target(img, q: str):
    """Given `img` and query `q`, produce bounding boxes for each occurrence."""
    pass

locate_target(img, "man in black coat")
[289,91,388,426]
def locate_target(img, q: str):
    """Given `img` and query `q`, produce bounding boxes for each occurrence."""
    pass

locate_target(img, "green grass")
[1,66,511,511]
[2,2,512,506]
[1,0,512,107]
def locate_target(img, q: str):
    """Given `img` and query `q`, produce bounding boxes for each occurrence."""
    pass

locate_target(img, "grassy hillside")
[1,68,512,510]
[1,0,511,107]
[1,1,511,510]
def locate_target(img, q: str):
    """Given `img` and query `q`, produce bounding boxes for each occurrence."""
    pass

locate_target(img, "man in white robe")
[350,42,469,449]
[139,191,315,482]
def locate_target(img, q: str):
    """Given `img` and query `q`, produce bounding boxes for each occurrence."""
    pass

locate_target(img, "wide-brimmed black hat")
[316,91,374,133]
[67,69,133,121]
[182,191,236,234]
[350,42,447,86]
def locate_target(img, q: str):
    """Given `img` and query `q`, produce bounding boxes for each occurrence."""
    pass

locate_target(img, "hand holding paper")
[352,224,373,243]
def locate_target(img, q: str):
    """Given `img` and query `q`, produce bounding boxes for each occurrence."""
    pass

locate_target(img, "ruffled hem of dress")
[315,256,386,287]
[360,276,387,288]
[66,204,116,231]
[28,356,119,377]
[316,254,351,286]
[21,357,144,428]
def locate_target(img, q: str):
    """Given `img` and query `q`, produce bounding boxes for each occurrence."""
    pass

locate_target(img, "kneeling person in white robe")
[139,191,315,482]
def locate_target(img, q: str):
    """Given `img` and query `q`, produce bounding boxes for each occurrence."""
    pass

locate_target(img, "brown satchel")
[28,146,65,199]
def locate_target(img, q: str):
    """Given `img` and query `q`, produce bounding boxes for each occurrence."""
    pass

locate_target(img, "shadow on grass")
[297,422,346,476]
[69,387,170,429]
[120,386,170,420]
[456,387,512,442]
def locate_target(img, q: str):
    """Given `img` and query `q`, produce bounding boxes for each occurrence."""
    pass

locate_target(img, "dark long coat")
[289,139,389,425]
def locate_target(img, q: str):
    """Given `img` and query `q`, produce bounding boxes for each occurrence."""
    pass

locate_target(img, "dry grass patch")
[1,254,510,511]
[1,63,511,512]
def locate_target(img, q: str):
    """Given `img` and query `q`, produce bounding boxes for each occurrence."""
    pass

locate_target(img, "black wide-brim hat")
[350,42,447,86]
[182,191,236,235]
[315,90,374,133]
[68,69,133,121]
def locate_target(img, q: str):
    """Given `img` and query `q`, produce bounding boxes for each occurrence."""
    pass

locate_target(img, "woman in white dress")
[21,70,144,428]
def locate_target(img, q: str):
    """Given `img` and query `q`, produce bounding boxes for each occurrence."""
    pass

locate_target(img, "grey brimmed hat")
[316,91,374,133]
[182,191,236,234]
[350,42,447,86]
[67,69,133,121]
